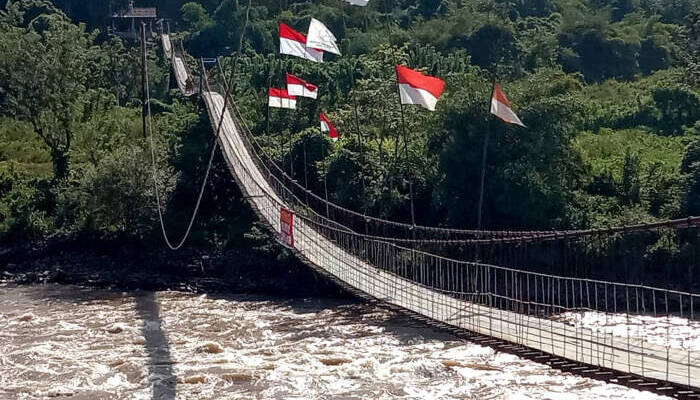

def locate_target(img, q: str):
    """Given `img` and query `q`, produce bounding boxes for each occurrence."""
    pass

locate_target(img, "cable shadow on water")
[135,292,177,400]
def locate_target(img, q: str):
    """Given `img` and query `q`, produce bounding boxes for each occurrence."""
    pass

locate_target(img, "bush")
[57,145,177,236]
[0,164,54,240]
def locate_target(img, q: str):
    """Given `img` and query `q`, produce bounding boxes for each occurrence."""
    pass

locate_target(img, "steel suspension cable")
[146,46,220,250]
[147,2,252,250]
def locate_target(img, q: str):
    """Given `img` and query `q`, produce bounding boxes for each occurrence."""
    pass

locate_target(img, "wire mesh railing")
[208,57,564,240]
[156,36,700,390]
[197,63,700,390]
[206,57,700,290]
[169,38,196,96]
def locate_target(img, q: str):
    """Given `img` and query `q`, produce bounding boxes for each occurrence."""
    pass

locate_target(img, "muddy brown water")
[0,283,675,399]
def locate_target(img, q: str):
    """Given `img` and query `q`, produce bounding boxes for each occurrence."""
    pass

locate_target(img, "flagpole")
[476,74,497,231]
[302,134,309,205]
[289,117,294,180]
[322,138,330,217]
[230,0,252,96]
[353,95,362,142]
[392,59,416,227]
[351,76,369,215]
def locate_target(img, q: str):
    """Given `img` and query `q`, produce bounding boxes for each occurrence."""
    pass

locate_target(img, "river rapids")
[0,283,680,400]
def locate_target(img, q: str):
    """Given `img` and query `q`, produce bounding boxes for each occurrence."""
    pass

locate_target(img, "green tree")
[681,138,700,215]
[449,24,522,75]
[435,70,584,228]
[0,1,93,180]
[181,2,211,32]
[620,147,641,204]
[57,144,176,234]
[650,86,700,134]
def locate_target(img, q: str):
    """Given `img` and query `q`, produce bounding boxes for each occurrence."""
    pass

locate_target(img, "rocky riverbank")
[0,233,345,297]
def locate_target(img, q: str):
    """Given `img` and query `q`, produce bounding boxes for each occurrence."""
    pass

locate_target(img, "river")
[0,283,675,400]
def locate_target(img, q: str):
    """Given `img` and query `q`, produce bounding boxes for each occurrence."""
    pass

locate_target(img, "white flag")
[306,18,341,56]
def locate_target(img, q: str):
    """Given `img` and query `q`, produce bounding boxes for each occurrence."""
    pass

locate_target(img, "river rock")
[184,375,206,384]
[18,313,34,321]
[106,324,124,334]
[320,357,351,366]
[221,372,252,382]
[198,341,224,354]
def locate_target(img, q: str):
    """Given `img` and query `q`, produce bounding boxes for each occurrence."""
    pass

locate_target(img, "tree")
[559,29,640,81]
[639,37,670,75]
[52,0,128,28]
[450,24,522,75]
[620,148,641,205]
[611,0,636,22]
[679,139,700,218]
[0,1,93,180]
[650,86,700,134]
[435,70,584,229]
[181,2,212,32]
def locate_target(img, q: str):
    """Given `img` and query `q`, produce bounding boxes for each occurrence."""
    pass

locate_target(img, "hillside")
[0,0,699,245]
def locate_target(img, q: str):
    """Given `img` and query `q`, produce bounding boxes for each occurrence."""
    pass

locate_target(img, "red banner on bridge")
[279,207,294,248]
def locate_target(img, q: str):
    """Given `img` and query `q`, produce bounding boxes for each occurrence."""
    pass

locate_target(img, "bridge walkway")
[161,36,700,396]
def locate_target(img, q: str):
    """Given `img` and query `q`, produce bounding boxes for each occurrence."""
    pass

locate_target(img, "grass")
[574,127,690,179]
[0,118,52,178]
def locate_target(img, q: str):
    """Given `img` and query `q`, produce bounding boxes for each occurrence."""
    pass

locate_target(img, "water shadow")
[135,292,177,400]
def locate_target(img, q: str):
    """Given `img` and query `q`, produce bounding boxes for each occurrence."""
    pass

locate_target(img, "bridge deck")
[201,90,699,390]
[161,34,172,60]
[164,35,193,96]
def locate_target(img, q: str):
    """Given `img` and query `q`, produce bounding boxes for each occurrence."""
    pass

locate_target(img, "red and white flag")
[279,22,323,62]
[395,65,445,111]
[279,207,294,247]
[268,88,296,109]
[286,73,318,99]
[319,113,338,141]
[490,84,525,127]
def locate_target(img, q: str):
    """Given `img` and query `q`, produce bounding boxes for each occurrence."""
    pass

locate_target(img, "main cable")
[146,42,219,250]
[146,1,252,250]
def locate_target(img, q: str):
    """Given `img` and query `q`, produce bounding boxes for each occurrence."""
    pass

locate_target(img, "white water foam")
[0,283,684,399]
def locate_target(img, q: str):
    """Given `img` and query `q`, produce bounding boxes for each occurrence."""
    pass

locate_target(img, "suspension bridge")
[158,33,700,398]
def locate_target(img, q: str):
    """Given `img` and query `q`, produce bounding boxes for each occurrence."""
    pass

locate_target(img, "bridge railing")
[209,57,564,240]
[207,57,700,291]
[203,56,700,326]
[169,38,197,96]
[198,60,700,390]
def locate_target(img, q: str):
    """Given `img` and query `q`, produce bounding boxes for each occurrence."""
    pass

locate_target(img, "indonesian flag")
[490,84,525,127]
[344,0,369,5]
[306,18,341,56]
[395,65,445,111]
[268,88,296,109]
[319,113,338,141]
[286,73,318,99]
[279,22,323,62]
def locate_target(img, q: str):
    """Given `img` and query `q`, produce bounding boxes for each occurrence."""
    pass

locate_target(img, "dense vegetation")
[1,0,699,258]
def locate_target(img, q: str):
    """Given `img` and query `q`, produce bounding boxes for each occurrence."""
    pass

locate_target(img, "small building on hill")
[110,1,157,40]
